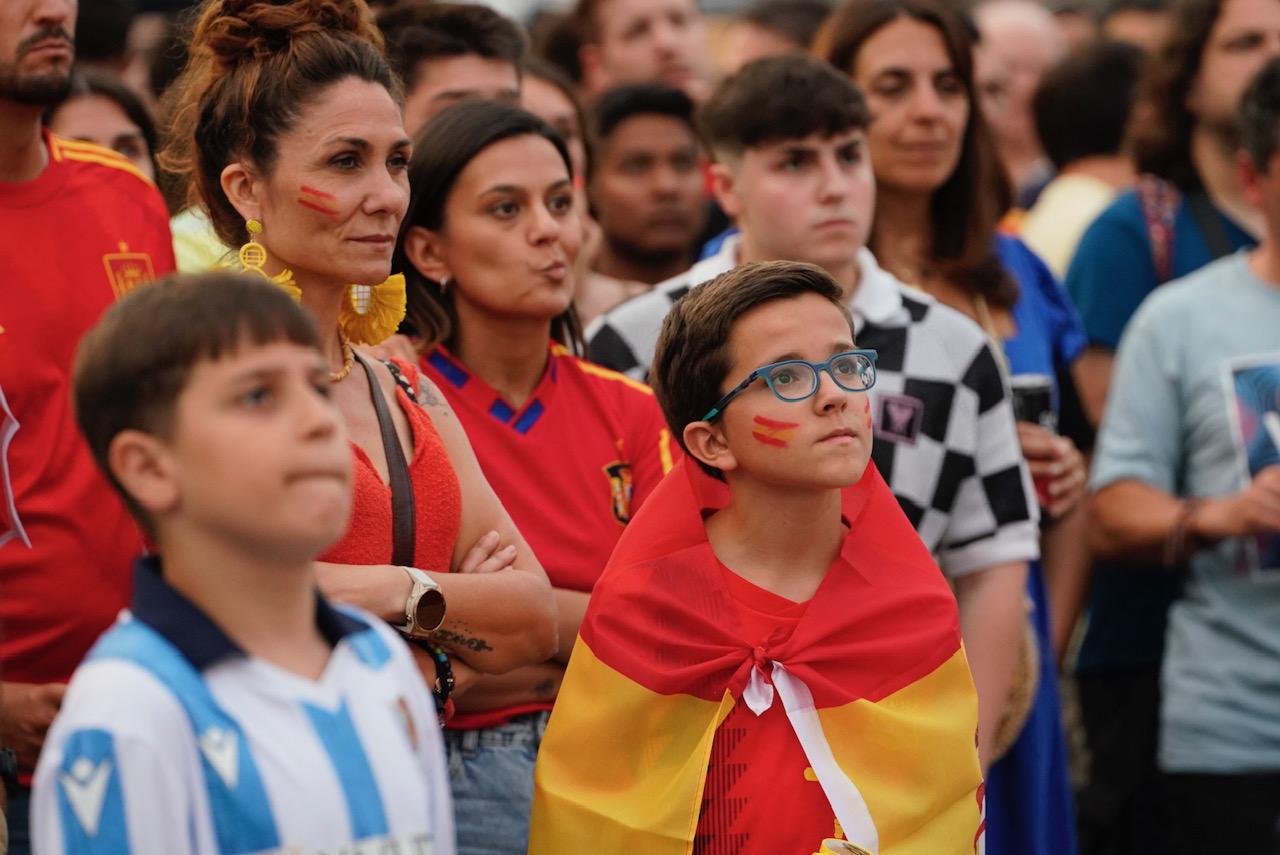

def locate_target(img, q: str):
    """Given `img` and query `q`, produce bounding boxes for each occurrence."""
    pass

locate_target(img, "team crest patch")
[877,395,924,445]
[101,242,156,300]
[602,462,634,524]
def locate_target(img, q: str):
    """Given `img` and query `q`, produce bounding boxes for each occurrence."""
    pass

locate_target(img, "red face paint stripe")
[297,198,339,216]
[752,415,800,430]
[299,185,337,200]
[751,431,789,448]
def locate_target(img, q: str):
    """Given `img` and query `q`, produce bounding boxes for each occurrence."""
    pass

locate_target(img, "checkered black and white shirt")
[585,235,1040,576]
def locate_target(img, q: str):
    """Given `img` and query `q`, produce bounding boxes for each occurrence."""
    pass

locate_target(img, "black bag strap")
[354,351,417,567]
[1186,188,1236,262]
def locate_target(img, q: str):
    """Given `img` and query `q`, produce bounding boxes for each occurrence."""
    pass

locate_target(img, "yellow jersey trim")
[565,354,654,396]
[52,135,153,186]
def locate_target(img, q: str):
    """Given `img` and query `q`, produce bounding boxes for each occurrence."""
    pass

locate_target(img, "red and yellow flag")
[529,458,984,854]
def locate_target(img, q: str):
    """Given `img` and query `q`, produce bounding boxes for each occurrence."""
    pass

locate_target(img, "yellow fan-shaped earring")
[239,218,300,301]
[338,273,407,345]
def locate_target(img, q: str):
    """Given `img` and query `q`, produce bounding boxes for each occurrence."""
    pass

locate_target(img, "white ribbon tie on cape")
[744,659,880,854]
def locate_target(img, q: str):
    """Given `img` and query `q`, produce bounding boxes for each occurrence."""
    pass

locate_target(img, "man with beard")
[587,83,708,290]
[0,2,173,851]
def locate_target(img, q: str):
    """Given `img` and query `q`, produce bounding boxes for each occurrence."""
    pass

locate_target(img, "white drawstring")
[743,660,880,854]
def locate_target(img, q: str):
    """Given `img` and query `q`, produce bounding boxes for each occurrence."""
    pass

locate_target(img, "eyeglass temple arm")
[701,372,760,422]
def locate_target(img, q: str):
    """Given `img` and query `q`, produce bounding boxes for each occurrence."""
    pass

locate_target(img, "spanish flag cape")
[529,458,985,855]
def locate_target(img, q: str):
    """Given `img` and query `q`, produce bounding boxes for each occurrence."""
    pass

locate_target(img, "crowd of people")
[1,0,1278,852]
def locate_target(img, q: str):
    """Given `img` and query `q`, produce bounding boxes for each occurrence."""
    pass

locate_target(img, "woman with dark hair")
[163,0,557,750]
[45,66,158,183]
[818,2,1086,853]
[393,100,675,855]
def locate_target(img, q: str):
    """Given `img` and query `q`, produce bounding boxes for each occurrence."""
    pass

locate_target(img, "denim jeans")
[444,711,549,855]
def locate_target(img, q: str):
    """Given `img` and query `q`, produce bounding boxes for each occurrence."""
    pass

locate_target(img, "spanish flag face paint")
[752,414,799,448]
[296,185,340,217]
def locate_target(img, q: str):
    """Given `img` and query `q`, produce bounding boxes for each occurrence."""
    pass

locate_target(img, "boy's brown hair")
[698,54,870,160]
[650,260,855,478]
[73,272,320,531]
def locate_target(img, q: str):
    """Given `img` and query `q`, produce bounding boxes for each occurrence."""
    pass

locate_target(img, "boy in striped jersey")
[31,273,454,854]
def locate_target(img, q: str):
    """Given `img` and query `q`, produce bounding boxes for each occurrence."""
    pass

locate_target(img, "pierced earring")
[338,274,407,345]
[438,275,450,294]
[239,218,300,300]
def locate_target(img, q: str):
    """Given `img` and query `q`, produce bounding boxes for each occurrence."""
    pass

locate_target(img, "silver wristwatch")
[393,566,447,638]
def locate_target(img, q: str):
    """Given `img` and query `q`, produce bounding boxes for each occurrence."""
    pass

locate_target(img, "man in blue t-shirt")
[1088,57,1280,849]
[1065,0,1278,851]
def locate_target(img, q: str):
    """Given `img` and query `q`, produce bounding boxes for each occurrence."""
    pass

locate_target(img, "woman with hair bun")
[162,0,558,814]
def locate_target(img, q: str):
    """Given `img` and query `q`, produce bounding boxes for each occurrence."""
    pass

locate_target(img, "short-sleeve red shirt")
[422,343,678,729]
[422,343,676,594]
[0,133,175,685]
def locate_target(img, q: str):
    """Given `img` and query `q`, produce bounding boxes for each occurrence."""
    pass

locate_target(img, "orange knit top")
[321,359,462,573]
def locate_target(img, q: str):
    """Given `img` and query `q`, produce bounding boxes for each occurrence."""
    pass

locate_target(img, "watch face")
[415,588,446,633]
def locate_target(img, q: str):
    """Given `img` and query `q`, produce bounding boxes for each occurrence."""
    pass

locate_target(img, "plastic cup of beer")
[1009,373,1056,507]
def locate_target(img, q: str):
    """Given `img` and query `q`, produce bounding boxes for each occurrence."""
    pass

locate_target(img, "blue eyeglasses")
[702,349,879,421]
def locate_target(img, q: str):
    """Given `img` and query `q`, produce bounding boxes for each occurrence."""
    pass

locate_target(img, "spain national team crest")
[102,242,155,300]
[602,462,634,525]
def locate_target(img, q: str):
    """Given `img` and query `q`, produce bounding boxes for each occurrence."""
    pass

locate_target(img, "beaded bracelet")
[424,643,455,724]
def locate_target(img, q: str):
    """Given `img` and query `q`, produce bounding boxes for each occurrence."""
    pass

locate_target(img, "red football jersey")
[0,133,175,685]
[423,343,676,595]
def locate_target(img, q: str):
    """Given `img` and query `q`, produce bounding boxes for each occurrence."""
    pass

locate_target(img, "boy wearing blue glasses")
[588,53,1037,773]
[529,261,984,854]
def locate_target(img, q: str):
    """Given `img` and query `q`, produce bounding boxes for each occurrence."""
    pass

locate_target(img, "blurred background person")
[395,100,676,855]
[1065,0,1280,851]
[973,0,1067,208]
[718,0,834,74]
[44,67,158,183]
[379,1,527,134]
[1020,40,1144,280]
[820,1,1087,852]
[587,83,708,290]
[1089,57,1280,851]
[1047,0,1100,52]
[573,0,710,101]
[1100,0,1172,54]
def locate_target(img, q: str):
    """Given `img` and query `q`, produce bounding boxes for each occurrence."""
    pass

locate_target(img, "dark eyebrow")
[327,136,370,151]
[547,178,573,192]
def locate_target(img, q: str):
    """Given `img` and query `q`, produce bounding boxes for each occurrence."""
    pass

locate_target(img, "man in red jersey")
[0,1,174,849]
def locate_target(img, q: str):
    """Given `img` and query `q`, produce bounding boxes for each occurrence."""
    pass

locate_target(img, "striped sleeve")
[32,660,207,854]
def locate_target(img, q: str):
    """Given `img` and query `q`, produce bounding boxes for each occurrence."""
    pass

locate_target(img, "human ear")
[220,161,264,224]
[108,430,180,517]
[1238,149,1265,210]
[682,420,738,475]
[402,225,452,284]
[709,161,743,220]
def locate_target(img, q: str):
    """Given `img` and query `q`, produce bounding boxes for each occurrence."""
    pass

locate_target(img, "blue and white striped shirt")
[32,558,455,854]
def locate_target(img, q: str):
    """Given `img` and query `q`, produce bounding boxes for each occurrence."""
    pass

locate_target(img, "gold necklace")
[330,329,355,383]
